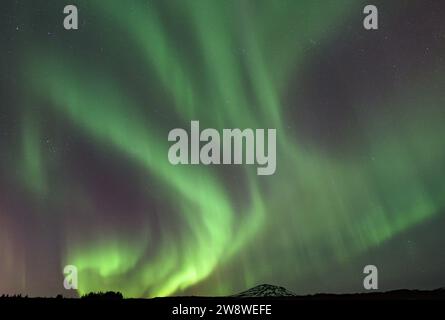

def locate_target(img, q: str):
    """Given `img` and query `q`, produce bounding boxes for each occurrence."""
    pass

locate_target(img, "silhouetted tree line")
[0,294,29,298]
[0,291,123,300]
[81,291,123,300]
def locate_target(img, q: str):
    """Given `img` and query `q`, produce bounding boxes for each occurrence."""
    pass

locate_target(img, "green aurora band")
[5,0,445,297]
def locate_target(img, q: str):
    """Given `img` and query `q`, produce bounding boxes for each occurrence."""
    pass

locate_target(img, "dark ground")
[1,289,444,319]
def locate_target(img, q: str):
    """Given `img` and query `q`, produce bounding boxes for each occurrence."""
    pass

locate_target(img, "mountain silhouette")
[233,284,296,297]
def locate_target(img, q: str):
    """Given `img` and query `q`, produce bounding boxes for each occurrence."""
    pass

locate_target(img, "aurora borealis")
[1,0,445,298]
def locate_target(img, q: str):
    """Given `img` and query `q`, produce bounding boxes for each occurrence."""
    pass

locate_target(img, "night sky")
[1,0,445,298]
